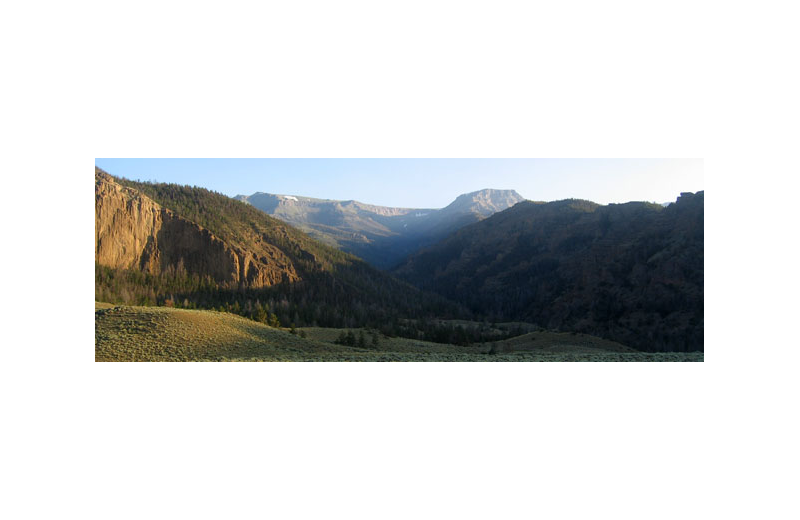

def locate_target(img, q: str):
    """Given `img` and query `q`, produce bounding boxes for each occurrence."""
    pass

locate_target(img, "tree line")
[96,264,476,344]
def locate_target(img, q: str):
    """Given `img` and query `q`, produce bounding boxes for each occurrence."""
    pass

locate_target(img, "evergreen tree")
[268,313,281,328]
[255,306,268,323]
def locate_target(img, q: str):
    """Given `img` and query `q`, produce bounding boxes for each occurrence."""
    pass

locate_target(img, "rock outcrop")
[95,172,164,273]
[95,171,298,288]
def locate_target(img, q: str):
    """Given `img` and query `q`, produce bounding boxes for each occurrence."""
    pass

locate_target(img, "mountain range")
[234,189,525,269]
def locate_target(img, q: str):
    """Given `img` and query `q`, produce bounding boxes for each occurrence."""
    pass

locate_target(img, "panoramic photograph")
[95,158,704,362]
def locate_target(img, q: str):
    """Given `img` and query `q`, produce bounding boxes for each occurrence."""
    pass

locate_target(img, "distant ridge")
[236,188,525,269]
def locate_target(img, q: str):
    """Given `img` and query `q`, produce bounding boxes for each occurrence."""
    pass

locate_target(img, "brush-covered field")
[95,304,704,362]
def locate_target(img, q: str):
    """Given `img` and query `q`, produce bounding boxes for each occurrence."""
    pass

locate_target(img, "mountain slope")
[96,171,297,287]
[394,192,704,352]
[95,167,462,328]
[235,189,525,269]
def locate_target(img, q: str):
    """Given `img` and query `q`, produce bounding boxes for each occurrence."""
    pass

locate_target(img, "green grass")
[95,304,704,362]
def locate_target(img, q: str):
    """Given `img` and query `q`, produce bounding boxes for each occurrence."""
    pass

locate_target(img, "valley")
[95,165,704,362]
[235,188,524,269]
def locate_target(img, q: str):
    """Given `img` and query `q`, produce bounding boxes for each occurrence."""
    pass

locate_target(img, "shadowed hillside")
[395,193,704,352]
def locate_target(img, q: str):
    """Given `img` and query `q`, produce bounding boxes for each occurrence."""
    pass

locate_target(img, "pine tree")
[268,313,281,328]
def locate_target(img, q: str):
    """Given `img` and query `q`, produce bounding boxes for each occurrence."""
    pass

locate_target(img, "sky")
[94,159,704,209]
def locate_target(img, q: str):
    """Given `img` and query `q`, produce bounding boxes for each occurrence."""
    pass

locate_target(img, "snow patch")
[281,195,299,202]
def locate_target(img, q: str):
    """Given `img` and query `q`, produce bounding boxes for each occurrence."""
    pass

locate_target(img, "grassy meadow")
[95,303,704,362]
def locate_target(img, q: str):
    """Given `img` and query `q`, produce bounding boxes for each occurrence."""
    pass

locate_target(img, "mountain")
[394,192,704,352]
[95,167,461,328]
[441,189,528,216]
[96,169,299,288]
[235,189,525,269]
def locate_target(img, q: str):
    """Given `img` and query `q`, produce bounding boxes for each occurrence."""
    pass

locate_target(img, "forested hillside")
[395,193,704,352]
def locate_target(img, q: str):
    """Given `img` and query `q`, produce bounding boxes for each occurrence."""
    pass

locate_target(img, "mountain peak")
[443,189,525,216]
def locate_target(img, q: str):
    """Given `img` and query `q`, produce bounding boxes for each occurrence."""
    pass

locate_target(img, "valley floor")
[95,304,704,362]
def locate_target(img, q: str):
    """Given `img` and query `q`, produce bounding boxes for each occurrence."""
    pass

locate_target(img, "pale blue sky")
[94,159,703,208]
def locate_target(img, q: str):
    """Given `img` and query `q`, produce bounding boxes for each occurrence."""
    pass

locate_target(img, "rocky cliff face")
[95,172,164,273]
[95,172,298,288]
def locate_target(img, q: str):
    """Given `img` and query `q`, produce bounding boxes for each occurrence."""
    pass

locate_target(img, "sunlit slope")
[96,305,702,362]
[95,305,342,361]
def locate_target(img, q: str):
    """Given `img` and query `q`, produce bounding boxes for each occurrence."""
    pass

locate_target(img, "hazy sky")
[94,158,703,208]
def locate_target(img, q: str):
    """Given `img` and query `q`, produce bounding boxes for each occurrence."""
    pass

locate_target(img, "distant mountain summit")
[236,188,525,269]
[442,189,525,216]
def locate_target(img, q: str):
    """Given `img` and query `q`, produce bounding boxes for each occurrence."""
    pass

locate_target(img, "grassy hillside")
[96,304,703,362]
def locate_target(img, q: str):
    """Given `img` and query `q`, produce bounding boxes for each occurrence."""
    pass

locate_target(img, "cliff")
[95,171,298,288]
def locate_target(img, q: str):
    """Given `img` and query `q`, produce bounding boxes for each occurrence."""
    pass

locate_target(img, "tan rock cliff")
[95,172,298,288]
